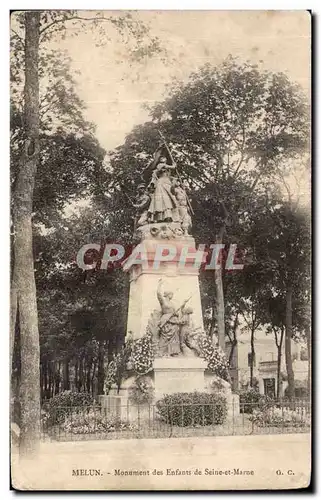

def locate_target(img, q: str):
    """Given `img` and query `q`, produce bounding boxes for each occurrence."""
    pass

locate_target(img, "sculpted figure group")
[131,155,192,236]
[150,279,201,358]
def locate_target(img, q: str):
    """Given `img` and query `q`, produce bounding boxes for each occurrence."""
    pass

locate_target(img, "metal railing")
[41,399,311,442]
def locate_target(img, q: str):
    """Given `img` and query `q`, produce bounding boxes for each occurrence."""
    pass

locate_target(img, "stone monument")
[99,140,239,418]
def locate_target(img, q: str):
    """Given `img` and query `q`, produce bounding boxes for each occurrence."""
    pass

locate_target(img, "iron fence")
[41,399,311,442]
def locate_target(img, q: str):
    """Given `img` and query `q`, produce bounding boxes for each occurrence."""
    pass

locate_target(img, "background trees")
[10,9,164,456]
[11,10,310,459]
[109,57,309,351]
[247,200,311,399]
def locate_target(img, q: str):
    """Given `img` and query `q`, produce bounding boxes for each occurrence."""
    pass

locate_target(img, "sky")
[56,10,311,153]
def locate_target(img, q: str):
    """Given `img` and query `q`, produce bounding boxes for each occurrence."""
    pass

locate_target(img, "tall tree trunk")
[274,326,284,401]
[227,313,239,368]
[97,341,105,394]
[276,345,282,400]
[250,327,255,387]
[11,320,21,425]
[228,340,237,368]
[79,357,84,391]
[40,363,43,402]
[214,227,225,350]
[13,12,41,457]
[63,359,70,390]
[54,362,61,395]
[208,304,216,338]
[43,361,48,399]
[10,280,18,380]
[285,286,295,401]
[91,359,97,396]
[75,360,79,391]
[107,339,114,363]
[86,359,92,393]
[48,363,52,398]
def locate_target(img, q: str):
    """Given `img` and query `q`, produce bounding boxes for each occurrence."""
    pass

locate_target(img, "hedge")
[156,391,227,427]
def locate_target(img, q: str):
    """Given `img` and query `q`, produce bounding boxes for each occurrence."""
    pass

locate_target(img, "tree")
[11,11,41,456]
[262,294,286,400]
[110,57,309,350]
[10,9,164,456]
[245,196,310,400]
[34,201,129,400]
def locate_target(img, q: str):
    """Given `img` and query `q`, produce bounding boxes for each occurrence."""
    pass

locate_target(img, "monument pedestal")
[99,223,240,421]
[153,357,207,398]
[99,158,240,424]
[126,232,204,341]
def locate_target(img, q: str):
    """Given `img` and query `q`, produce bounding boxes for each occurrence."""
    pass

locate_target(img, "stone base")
[135,222,195,241]
[153,357,207,398]
[126,235,205,341]
[99,362,240,422]
[98,394,152,422]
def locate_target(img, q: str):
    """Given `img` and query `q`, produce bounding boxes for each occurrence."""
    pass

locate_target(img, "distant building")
[225,329,309,398]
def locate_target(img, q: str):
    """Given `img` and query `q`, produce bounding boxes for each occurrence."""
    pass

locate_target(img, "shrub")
[156,392,227,427]
[43,391,95,426]
[249,406,310,428]
[60,409,137,435]
[128,376,155,405]
[238,388,271,414]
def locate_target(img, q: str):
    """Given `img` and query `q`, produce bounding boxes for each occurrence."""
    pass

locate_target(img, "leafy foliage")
[156,392,227,427]
[128,376,155,405]
[238,388,271,414]
[249,406,310,428]
[43,390,94,425]
[11,20,310,403]
[59,411,136,435]
[108,56,309,349]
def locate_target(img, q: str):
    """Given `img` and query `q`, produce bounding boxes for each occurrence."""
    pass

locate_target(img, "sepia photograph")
[9,8,311,491]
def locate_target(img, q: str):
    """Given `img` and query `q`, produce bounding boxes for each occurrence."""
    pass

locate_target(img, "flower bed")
[249,406,310,428]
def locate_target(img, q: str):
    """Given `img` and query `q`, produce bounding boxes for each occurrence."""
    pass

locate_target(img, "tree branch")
[40,97,60,117]
[39,15,113,38]
[11,29,24,46]
[232,124,246,179]
[249,167,262,193]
